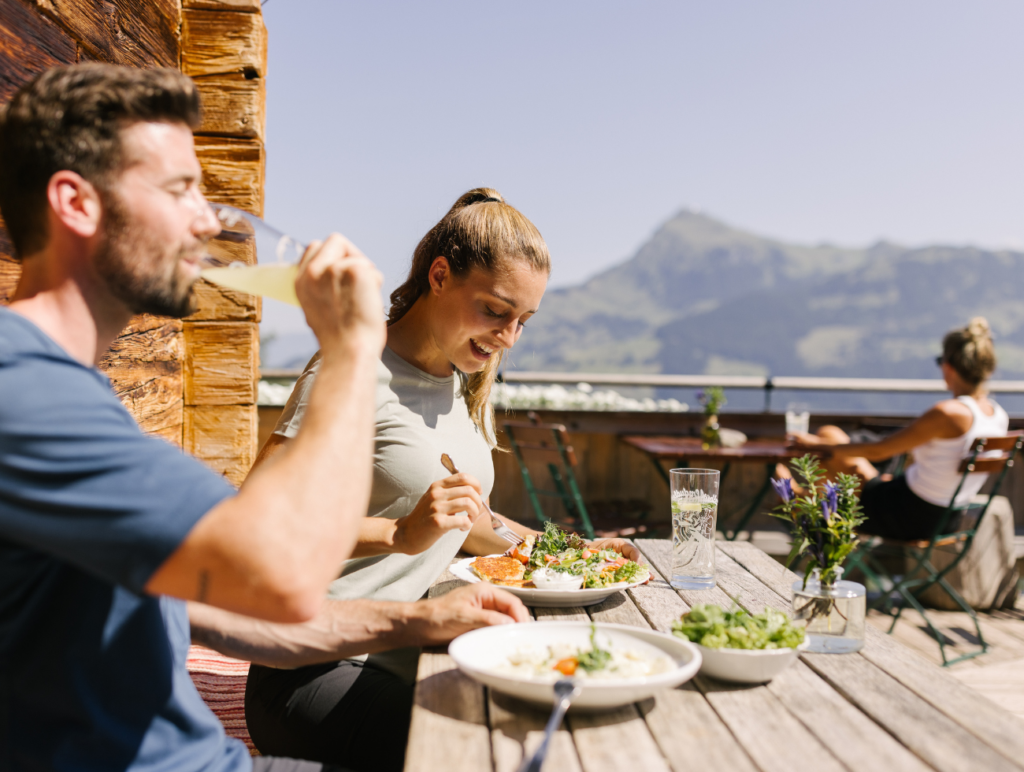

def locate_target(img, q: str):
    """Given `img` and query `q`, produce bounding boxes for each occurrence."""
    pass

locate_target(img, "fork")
[440,453,524,547]
[517,678,580,772]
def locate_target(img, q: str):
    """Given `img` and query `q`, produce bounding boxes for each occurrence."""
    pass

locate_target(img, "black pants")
[245,659,414,772]
[859,475,951,541]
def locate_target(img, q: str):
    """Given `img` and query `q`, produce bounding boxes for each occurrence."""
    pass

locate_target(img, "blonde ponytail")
[388,188,550,445]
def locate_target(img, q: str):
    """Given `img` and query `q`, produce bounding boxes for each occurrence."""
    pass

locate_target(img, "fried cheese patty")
[470,556,526,584]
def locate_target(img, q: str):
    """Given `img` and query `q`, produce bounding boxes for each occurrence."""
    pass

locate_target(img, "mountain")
[511,212,1024,389]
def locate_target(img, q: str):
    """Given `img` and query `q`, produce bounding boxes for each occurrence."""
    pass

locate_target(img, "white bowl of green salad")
[672,605,808,684]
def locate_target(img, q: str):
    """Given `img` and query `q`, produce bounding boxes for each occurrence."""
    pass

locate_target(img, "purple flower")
[771,477,794,503]
[696,390,706,403]
[821,482,840,524]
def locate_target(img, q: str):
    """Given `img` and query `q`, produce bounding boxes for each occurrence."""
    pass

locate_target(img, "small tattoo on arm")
[197,570,210,603]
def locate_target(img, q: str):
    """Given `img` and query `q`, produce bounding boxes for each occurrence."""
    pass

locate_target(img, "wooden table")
[406,540,1024,772]
[621,436,803,538]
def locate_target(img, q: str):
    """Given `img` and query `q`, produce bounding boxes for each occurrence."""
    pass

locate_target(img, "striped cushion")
[186,645,259,756]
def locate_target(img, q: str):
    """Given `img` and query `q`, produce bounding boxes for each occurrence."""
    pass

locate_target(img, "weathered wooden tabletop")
[405,539,1024,772]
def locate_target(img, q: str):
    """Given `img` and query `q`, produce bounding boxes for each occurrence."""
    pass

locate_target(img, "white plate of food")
[451,524,650,607]
[449,621,701,709]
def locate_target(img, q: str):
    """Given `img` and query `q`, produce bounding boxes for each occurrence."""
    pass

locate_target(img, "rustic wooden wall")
[0,0,265,485]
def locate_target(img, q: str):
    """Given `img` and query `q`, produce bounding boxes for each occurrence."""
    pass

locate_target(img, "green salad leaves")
[527,522,646,589]
[672,604,805,650]
[576,625,613,673]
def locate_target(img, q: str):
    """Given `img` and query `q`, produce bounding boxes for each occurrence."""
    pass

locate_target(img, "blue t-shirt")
[0,308,249,772]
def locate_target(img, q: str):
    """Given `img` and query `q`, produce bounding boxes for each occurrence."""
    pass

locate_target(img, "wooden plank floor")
[867,598,1024,720]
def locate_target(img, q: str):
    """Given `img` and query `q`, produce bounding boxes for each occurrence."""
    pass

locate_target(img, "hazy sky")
[258,1,1024,348]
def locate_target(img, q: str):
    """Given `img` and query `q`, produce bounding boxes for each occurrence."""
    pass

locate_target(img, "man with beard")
[0,65,527,772]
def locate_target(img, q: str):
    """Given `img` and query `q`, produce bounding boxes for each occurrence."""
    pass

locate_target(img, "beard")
[93,190,201,319]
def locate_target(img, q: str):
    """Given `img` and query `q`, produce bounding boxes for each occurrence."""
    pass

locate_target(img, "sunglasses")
[935,356,945,367]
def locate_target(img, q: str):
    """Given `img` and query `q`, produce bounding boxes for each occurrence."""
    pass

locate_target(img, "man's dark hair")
[0,64,202,258]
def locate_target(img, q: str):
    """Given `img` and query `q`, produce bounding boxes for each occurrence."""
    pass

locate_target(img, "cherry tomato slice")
[553,658,578,676]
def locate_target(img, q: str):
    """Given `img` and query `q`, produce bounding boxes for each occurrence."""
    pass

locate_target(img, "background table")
[406,540,1024,772]
[621,436,802,538]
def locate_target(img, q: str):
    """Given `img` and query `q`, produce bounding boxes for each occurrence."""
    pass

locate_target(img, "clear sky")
[258,0,1024,355]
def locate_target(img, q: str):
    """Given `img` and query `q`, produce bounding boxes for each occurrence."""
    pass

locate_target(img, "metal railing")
[261,368,1024,412]
[494,371,1024,412]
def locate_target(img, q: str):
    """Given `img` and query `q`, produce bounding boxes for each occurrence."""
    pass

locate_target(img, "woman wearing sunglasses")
[788,317,1007,540]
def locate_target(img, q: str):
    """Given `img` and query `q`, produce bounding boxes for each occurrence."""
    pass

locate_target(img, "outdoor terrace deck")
[870,601,1024,720]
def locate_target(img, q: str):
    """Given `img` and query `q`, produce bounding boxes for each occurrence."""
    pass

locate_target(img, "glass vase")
[700,414,721,449]
[791,568,865,653]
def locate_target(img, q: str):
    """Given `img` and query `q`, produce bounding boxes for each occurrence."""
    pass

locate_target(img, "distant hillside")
[511,212,1024,385]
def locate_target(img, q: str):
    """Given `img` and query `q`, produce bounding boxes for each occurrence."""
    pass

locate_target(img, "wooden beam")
[184,321,258,405]
[137,399,184,446]
[0,213,19,303]
[0,257,18,303]
[188,279,260,322]
[194,71,265,138]
[195,135,264,216]
[119,378,183,445]
[101,317,183,384]
[184,405,256,486]
[183,0,261,12]
[29,0,180,68]
[99,316,184,443]
[181,9,266,78]
[0,0,77,103]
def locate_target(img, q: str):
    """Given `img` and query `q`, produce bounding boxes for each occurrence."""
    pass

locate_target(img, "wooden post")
[182,1,267,485]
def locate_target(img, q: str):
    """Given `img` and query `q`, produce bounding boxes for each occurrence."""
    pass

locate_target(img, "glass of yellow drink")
[200,205,305,306]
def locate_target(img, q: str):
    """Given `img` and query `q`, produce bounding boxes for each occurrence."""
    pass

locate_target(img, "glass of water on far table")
[670,469,720,590]
[785,402,810,436]
[200,204,306,306]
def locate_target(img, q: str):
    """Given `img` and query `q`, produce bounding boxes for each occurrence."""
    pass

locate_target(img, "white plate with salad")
[450,523,651,607]
[449,621,701,709]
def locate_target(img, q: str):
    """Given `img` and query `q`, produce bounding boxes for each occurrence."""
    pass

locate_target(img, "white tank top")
[905,395,1009,507]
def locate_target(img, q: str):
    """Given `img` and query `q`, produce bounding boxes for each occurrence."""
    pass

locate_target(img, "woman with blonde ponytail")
[240,188,639,768]
[790,317,1008,540]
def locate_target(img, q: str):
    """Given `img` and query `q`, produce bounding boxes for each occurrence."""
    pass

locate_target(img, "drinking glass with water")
[200,205,305,306]
[785,402,810,436]
[670,468,720,590]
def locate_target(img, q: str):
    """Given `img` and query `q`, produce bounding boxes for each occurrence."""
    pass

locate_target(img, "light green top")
[273,346,495,682]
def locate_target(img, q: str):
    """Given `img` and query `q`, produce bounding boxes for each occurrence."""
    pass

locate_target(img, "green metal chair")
[846,430,1024,666]
[502,416,596,540]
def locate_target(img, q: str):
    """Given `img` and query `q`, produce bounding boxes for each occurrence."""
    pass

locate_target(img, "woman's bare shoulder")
[927,399,973,435]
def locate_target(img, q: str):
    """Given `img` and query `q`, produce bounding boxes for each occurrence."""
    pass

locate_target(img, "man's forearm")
[165,337,381,621]
[188,598,423,669]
